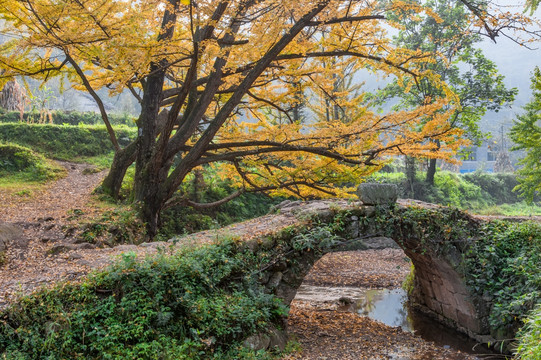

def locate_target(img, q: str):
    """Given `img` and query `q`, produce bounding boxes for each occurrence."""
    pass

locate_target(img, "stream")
[295,285,498,358]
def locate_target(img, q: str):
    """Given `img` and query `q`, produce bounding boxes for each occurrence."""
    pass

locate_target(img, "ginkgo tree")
[0,0,536,237]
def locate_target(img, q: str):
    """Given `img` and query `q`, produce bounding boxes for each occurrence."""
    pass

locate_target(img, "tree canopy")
[0,0,538,236]
[369,0,517,185]
[511,67,541,202]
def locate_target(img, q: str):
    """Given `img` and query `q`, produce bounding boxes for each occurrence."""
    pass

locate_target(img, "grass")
[79,152,116,170]
[516,304,541,359]
[0,142,66,194]
[0,123,136,160]
[471,202,541,216]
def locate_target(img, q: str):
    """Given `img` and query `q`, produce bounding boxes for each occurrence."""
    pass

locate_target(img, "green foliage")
[510,67,541,203]
[0,109,136,127]
[0,142,64,182]
[463,172,521,204]
[369,170,536,211]
[80,208,147,245]
[374,0,515,144]
[465,221,541,336]
[0,240,288,359]
[429,172,485,208]
[291,225,342,251]
[516,304,541,359]
[158,170,284,239]
[0,123,136,160]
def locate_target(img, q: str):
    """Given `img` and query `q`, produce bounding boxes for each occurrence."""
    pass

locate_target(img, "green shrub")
[0,123,136,160]
[0,109,136,127]
[77,208,147,245]
[0,142,64,182]
[463,172,521,204]
[158,169,285,239]
[465,221,541,337]
[0,240,288,359]
[516,304,541,359]
[368,170,536,210]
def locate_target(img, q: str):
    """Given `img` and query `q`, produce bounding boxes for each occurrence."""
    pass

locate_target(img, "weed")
[14,189,32,197]
[515,304,541,359]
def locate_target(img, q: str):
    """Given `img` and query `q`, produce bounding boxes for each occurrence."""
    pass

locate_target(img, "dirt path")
[0,162,113,307]
[0,164,304,308]
[0,161,105,223]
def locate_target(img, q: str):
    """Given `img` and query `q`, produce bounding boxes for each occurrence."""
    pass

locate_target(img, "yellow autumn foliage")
[0,0,529,206]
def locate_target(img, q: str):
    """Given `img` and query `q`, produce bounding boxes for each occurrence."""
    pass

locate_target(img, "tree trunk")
[425,158,437,185]
[0,79,25,112]
[140,193,162,239]
[133,63,171,238]
[100,141,138,199]
[425,139,440,185]
[405,156,416,198]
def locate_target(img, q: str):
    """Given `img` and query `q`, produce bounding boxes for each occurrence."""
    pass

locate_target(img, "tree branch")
[307,15,385,26]
[65,53,120,151]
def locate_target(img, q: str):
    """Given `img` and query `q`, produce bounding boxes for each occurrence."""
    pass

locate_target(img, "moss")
[0,142,65,182]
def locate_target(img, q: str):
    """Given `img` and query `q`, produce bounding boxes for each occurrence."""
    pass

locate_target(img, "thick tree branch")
[65,53,120,151]
[307,14,385,26]
[165,1,331,192]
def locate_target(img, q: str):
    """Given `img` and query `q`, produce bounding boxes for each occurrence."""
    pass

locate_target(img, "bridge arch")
[245,200,491,346]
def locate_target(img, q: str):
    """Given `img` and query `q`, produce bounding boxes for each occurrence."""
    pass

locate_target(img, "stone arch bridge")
[176,198,494,347]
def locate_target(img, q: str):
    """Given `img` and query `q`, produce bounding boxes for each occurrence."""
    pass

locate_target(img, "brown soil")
[0,162,114,307]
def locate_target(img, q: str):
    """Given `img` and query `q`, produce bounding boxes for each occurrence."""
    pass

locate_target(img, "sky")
[355,0,541,141]
[476,1,541,138]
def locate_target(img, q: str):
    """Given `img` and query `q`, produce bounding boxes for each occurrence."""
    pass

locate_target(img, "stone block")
[243,333,270,351]
[442,303,458,323]
[423,296,436,310]
[457,310,481,333]
[431,282,446,301]
[268,327,288,351]
[266,271,283,290]
[356,183,398,205]
[418,279,435,298]
[0,223,25,251]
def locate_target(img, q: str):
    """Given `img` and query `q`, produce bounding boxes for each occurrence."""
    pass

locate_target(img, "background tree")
[510,67,541,202]
[0,0,536,237]
[370,0,517,189]
[0,78,25,113]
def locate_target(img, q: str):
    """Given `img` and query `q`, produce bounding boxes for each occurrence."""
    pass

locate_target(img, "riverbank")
[284,250,481,360]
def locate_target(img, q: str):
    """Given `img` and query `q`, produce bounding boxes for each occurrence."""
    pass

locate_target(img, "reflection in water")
[295,285,497,357]
[356,289,411,330]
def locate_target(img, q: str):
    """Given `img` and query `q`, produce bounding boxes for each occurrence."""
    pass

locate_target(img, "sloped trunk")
[100,141,137,199]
